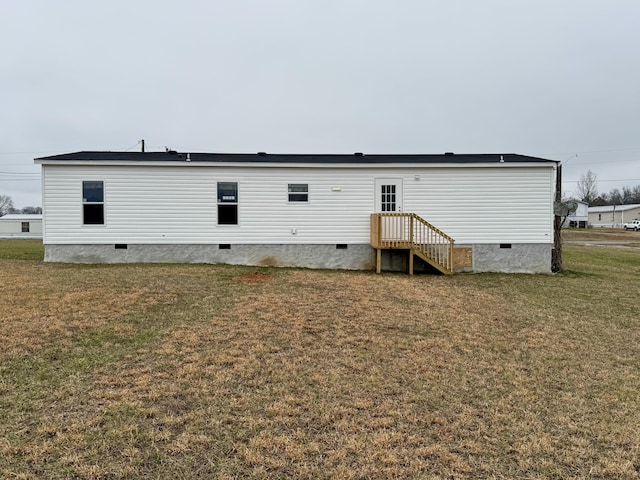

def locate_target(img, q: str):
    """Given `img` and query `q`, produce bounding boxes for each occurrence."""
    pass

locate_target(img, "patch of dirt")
[232,272,274,283]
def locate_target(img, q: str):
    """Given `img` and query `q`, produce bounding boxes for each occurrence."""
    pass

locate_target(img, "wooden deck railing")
[370,213,454,274]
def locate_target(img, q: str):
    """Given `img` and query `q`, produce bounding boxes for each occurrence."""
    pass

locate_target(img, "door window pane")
[381,185,396,212]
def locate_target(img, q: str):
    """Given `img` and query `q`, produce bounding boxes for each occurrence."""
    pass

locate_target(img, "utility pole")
[612,204,616,228]
[552,163,562,272]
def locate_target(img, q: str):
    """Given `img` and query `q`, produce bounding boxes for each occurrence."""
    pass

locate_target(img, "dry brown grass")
[1,241,640,479]
[563,227,640,243]
[0,261,178,358]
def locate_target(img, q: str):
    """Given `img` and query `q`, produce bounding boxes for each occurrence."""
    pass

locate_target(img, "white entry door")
[374,178,403,213]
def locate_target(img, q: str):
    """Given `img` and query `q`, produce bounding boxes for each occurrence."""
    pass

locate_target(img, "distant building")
[565,200,588,228]
[0,214,43,239]
[588,204,640,228]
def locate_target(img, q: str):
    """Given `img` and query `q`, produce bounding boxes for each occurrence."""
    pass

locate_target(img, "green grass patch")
[0,239,43,260]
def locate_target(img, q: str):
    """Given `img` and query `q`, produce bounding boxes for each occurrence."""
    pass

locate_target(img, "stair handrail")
[409,213,454,272]
[370,213,454,273]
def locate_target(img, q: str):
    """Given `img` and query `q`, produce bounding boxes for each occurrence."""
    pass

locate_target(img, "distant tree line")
[0,194,42,217]
[575,170,640,206]
[591,186,640,206]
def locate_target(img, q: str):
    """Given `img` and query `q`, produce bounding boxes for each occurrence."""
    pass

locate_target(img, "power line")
[124,140,142,152]
[563,178,640,183]
[0,151,58,155]
[0,163,39,166]
[563,158,638,167]
[0,179,40,182]
[543,146,640,156]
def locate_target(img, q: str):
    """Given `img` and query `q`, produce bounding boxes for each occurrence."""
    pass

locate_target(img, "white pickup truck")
[623,220,640,231]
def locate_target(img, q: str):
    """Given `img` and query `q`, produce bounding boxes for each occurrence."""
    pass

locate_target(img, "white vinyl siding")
[588,205,640,227]
[0,216,43,237]
[41,164,554,245]
[404,167,554,243]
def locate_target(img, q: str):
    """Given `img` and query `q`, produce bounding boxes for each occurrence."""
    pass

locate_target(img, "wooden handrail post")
[409,215,414,245]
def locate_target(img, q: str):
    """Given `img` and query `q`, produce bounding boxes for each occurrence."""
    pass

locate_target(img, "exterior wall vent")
[219,244,231,249]
[115,244,128,249]
[499,243,512,249]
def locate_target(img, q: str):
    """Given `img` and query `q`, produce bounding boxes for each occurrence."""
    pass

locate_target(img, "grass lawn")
[1,240,639,479]
[563,227,640,243]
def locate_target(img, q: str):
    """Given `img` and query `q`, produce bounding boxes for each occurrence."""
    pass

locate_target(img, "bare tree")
[608,188,623,205]
[0,195,14,217]
[21,206,42,214]
[595,184,640,205]
[576,170,598,205]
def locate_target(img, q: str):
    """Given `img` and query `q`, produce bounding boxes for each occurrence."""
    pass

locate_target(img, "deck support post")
[408,250,414,275]
[376,248,381,274]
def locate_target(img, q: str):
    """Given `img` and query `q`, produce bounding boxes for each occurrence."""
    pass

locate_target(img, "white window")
[82,181,104,225]
[288,184,308,202]
[217,182,238,225]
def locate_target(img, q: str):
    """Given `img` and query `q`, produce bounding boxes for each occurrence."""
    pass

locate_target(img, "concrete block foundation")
[44,243,553,274]
[471,243,552,273]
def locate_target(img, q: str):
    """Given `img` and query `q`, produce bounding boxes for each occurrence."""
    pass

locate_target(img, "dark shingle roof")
[35,151,556,164]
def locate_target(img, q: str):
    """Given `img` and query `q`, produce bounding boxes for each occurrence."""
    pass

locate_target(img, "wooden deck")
[370,213,455,275]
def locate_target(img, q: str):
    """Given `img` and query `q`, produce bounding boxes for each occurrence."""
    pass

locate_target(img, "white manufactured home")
[0,214,43,239]
[35,151,558,273]
[565,200,589,228]
[588,204,640,228]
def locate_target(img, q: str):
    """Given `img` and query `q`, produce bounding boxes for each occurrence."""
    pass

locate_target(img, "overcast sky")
[1,0,639,207]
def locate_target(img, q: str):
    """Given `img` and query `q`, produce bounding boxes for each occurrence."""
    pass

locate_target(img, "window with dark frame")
[21,222,29,233]
[82,181,104,225]
[217,182,238,225]
[288,183,308,202]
